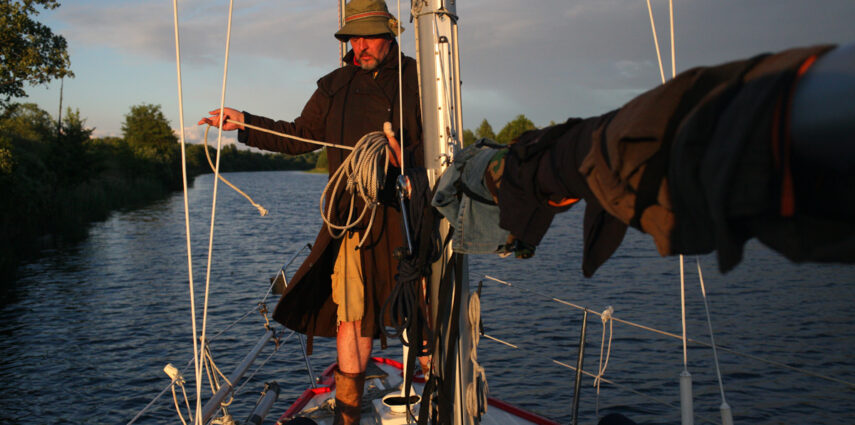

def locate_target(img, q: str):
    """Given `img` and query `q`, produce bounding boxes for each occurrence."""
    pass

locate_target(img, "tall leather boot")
[333,368,365,425]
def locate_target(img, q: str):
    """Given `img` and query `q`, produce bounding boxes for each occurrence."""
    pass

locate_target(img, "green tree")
[0,102,54,142]
[315,148,328,171]
[496,114,536,144]
[462,129,476,147]
[53,107,95,184]
[475,119,496,140]
[1,0,73,111]
[122,103,178,154]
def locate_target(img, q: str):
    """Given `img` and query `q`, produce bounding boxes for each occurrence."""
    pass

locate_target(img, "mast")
[413,1,473,424]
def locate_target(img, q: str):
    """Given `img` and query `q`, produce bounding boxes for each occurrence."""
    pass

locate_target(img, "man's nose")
[351,38,364,51]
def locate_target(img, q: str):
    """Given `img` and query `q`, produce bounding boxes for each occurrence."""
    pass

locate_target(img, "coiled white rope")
[320,130,390,247]
[594,305,615,417]
[466,292,489,418]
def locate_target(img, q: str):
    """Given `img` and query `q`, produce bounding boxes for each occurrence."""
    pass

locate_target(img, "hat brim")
[335,17,403,41]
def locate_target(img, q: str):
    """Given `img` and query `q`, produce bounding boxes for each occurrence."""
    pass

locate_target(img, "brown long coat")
[239,46,423,344]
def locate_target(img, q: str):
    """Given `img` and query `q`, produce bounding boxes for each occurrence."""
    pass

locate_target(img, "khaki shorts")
[331,231,364,324]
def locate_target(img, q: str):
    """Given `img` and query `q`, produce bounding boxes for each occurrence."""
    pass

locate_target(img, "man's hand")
[383,122,402,168]
[198,107,245,131]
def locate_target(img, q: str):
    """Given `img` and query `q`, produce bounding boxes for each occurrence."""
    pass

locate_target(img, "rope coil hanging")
[320,130,391,248]
[466,291,489,418]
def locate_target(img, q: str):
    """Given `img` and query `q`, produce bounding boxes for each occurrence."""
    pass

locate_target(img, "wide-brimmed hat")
[334,0,404,41]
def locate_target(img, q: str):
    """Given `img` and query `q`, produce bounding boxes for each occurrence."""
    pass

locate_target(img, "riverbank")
[0,136,318,285]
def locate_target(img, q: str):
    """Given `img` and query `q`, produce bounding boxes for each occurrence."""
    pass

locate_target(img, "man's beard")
[359,55,381,71]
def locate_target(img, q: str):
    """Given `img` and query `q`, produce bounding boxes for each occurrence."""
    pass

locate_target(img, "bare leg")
[336,319,373,373]
[334,320,372,425]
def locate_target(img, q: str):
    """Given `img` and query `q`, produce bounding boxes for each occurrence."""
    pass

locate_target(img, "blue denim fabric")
[432,142,509,254]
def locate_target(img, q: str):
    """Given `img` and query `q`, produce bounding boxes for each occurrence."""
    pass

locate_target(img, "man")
[198,1,422,423]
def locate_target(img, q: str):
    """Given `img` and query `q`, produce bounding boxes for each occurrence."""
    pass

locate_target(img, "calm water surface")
[2,171,854,424]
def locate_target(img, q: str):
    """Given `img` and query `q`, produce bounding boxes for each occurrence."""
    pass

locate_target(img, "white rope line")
[594,306,615,417]
[669,0,676,79]
[680,256,689,369]
[396,0,405,174]
[481,333,720,425]
[199,2,235,424]
[203,341,235,408]
[170,380,191,425]
[466,292,489,417]
[170,3,203,425]
[481,274,855,388]
[645,0,667,84]
[200,126,268,216]
[320,131,390,247]
[696,258,729,404]
[227,119,354,151]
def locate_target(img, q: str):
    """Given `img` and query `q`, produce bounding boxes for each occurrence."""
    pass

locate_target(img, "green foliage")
[0,102,55,141]
[315,148,328,171]
[475,119,496,141]
[462,129,476,147]
[496,114,537,144]
[0,0,73,110]
[122,103,178,154]
[0,102,324,280]
[52,108,95,185]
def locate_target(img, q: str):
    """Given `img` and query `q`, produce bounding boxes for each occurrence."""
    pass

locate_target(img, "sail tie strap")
[594,305,615,418]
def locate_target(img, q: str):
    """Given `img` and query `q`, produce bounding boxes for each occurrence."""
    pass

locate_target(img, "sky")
[22,0,855,145]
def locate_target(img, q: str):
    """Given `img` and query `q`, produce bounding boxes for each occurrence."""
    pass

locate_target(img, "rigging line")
[202,126,268,216]
[645,0,667,84]
[396,0,405,174]
[483,274,855,388]
[669,0,676,79]
[195,0,234,425]
[260,243,311,304]
[200,2,236,424]
[233,331,296,398]
[226,119,354,151]
[680,256,688,368]
[696,258,730,406]
[481,333,720,425]
[171,2,203,425]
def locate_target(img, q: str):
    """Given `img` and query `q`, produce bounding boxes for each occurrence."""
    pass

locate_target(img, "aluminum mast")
[412,1,475,424]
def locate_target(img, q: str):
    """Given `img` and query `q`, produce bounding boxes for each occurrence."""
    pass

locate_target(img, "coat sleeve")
[237,88,330,155]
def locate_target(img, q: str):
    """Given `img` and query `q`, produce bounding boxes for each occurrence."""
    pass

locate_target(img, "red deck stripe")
[487,397,561,425]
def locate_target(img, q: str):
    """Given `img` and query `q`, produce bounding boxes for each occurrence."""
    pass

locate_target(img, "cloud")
[55,0,340,67]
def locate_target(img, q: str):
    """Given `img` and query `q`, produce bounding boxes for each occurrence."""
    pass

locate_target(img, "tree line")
[461,115,556,147]
[0,102,318,282]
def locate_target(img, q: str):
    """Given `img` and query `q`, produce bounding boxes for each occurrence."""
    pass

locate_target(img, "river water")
[2,171,853,424]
